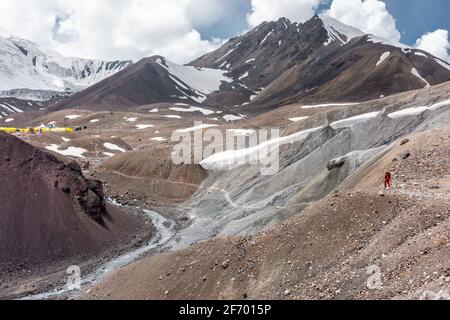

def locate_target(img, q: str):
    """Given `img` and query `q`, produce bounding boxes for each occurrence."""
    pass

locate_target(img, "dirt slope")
[0,132,142,279]
[96,148,208,203]
[83,129,450,300]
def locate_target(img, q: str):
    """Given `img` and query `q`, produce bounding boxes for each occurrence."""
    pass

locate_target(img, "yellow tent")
[0,127,74,133]
[0,128,18,133]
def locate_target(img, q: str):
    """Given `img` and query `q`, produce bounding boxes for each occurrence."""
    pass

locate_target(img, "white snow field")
[388,106,428,118]
[289,116,309,122]
[414,52,428,58]
[428,99,450,111]
[156,57,232,103]
[46,144,87,158]
[65,115,81,120]
[103,142,126,153]
[103,152,115,157]
[1,103,23,113]
[169,105,215,115]
[330,112,380,129]
[151,137,167,142]
[135,124,154,130]
[388,98,450,118]
[200,126,323,171]
[163,115,182,119]
[223,114,245,121]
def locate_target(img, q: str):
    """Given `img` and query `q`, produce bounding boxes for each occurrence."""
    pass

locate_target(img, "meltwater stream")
[23,206,175,300]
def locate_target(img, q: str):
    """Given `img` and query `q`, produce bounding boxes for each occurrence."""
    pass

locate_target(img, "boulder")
[400,138,410,146]
[327,158,345,171]
[400,151,411,160]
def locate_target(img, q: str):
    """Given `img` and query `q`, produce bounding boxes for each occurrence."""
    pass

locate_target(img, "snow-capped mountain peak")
[319,15,415,52]
[0,29,132,99]
[319,15,365,46]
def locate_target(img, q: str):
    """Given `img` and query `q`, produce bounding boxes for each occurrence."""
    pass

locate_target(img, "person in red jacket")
[384,171,391,189]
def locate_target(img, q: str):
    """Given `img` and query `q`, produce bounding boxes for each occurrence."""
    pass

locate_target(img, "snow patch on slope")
[224,114,245,122]
[388,106,428,118]
[164,115,182,119]
[388,98,450,118]
[367,35,412,52]
[414,52,428,58]
[215,42,241,63]
[330,112,379,129]
[46,144,87,158]
[239,71,249,80]
[200,126,323,171]
[104,143,126,152]
[65,114,80,120]
[135,124,154,130]
[157,58,232,103]
[260,30,274,46]
[0,102,23,113]
[434,58,450,71]
[376,51,391,66]
[320,15,364,46]
[169,105,214,115]
[289,116,309,122]
[411,68,431,88]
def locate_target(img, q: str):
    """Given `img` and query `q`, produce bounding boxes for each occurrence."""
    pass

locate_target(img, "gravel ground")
[82,129,450,300]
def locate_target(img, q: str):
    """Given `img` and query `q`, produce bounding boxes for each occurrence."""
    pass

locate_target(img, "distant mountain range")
[0,28,132,100]
[191,15,450,108]
[53,55,234,111]
[2,15,450,113]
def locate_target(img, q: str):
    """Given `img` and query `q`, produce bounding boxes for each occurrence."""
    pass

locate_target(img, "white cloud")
[247,0,324,27]
[0,0,224,63]
[415,29,450,62]
[186,0,227,29]
[1,0,448,66]
[325,0,401,42]
[0,25,11,38]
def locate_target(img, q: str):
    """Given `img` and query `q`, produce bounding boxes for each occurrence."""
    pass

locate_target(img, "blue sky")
[199,0,450,47]
[193,0,252,41]
[383,0,450,45]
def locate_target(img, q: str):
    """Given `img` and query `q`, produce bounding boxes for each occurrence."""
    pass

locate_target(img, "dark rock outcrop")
[327,157,346,171]
[0,132,139,273]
